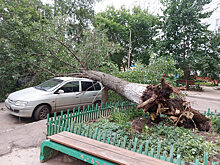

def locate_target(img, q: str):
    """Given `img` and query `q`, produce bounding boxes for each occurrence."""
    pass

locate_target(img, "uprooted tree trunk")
[81,69,211,131]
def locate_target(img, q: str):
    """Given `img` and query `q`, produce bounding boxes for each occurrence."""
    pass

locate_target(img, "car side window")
[60,81,79,93]
[81,81,95,91]
[94,82,101,90]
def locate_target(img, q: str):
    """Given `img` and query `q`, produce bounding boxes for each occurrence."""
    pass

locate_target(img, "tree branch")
[30,62,56,76]
[48,50,78,69]
[50,37,86,69]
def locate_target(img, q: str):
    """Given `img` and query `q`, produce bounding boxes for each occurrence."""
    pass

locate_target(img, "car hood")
[8,87,48,101]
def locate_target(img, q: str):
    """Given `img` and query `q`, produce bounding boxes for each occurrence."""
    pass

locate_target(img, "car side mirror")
[57,89,64,94]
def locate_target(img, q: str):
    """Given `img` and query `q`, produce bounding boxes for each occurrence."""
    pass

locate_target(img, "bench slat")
[48,131,174,165]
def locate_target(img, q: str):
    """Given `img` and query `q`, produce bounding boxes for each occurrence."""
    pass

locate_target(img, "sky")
[94,0,162,14]
[41,0,219,31]
[42,0,162,15]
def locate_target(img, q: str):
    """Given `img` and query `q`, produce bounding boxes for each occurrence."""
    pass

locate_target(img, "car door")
[55,81,80,111]
[80,81,98,106]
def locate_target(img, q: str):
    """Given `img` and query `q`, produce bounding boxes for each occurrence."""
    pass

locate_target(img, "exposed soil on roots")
[137,78,211,131]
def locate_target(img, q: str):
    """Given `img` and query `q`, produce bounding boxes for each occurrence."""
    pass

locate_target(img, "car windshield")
[35,79,63,91]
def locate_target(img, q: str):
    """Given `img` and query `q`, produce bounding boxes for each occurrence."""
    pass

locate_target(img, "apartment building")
[202,0,220,31]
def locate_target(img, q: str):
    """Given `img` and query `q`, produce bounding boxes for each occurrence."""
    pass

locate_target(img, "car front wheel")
[34,105,50,120]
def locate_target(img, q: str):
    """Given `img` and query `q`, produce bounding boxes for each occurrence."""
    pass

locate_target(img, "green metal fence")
[46,101,219,165]
[47,101,136,136]
[201,108,220,116]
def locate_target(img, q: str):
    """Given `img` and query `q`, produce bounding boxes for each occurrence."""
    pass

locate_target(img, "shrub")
[210,116,220,134]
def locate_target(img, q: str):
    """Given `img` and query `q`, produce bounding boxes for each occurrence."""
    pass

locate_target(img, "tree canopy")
[94,6,159,69]
[159,0,217,84]
[0,0,104,100]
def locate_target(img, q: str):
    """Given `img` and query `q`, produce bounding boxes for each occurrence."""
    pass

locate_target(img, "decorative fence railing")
[47,101,136,136]
[201,108,220,116]
[46,101,219,165]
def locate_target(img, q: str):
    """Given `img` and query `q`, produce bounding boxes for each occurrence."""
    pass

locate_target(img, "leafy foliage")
[75,29,122,70]
[210,116,220,134]
[94,6,159,68]
[109,107,145,124]
[53,0,99,43]
[112,56,183,85]
[0,0,51,100]
[193,31,220,84]
[0,0,111,101]
[159,0,215,83]
[109,108,129,125]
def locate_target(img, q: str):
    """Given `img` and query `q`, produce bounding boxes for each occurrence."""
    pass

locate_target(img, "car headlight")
[14,101,28,107]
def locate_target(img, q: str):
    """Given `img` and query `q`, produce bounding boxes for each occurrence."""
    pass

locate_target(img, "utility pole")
[128,28,132,68]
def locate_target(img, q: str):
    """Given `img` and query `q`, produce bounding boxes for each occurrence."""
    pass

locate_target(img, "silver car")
[5,77,102,120]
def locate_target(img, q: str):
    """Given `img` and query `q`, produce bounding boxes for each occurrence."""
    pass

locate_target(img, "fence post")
[204,152,208,165]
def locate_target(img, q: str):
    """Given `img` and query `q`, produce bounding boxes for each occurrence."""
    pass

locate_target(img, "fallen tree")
[80,69,211,131]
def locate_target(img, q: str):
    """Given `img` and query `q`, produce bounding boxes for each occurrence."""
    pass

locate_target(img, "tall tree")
[0,0,100,100]
[0,0,51,100]
[94,6,159,69]
[159,0,213,86]
[193,31,220,84]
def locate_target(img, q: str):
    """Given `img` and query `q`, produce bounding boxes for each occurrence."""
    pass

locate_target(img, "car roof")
[54,77,95,82]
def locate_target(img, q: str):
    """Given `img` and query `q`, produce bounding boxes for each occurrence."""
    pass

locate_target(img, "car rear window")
[81,81,95,91]
[94,82,101,90]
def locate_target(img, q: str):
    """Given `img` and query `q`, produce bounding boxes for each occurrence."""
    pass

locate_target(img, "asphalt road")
[185,86,220,113]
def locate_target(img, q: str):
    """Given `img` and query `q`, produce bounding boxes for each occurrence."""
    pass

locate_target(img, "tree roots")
[137,78,211,131]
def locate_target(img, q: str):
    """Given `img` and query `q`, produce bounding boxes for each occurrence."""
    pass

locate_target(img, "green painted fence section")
[46,101,219,165]
[201,108,220,116]
[47,100,136,134]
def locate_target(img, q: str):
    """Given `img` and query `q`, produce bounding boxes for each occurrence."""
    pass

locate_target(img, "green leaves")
[94,6,159,68]
[159,0,218,83]
[110,55,183,85]
[75,29,122,70]
[0,0,101,100]
[210,116,220,134]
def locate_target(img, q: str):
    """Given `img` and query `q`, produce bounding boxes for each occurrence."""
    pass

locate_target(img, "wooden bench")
[40,131,174,165]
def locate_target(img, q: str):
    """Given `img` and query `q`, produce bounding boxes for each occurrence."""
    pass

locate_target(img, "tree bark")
[102,87,109,105]
[81,69,147,104]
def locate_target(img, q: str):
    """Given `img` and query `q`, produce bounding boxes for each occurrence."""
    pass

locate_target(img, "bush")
[107,90,127,102]
[112,57,183,86]
[99,55,183,86]
[109,108,145,124]
[210,116,220,134]
[109,108,129,124]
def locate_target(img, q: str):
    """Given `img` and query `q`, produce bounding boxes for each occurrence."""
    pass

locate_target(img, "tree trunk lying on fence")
[81,69,211,131]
